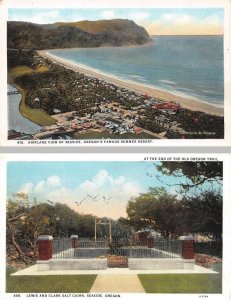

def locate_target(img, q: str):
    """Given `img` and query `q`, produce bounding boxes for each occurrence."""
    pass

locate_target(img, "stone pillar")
[37,235,53,260]
[179,236,194,262]
[147,236,154,248]
[71,235,79,248]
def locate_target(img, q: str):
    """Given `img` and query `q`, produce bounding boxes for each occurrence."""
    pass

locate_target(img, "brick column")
[180,236,194,259]
[37,235,53,260]
[147,236,154,248]
[71,235,79,248]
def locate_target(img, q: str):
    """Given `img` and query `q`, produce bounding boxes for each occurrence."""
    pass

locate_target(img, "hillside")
[7,19,152,49]
[55,19,151,40]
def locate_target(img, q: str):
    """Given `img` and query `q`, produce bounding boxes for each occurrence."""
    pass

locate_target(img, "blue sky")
[8,8,224,35]
[7,161,221,219]
[7,161,173,196]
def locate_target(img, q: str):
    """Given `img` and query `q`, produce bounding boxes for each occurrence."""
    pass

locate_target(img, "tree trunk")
[7,223,24,256]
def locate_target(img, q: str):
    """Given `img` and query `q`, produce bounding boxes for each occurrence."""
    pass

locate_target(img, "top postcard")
[0,0,230,146]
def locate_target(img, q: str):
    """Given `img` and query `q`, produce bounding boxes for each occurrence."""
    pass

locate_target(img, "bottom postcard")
[0,153,230,299]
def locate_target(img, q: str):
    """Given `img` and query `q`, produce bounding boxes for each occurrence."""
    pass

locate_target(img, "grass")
[6,269,97,293]
[138,273,222,294]
[6,263,222,294]
[8,65,49,81]
[8,65,56,126]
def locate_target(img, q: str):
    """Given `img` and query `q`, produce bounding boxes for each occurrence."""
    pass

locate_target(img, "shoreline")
[8,66,56,127]
[7,84,42,134]
[38,50,224,117]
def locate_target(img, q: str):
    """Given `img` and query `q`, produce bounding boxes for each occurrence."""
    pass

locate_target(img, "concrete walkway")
[11,264,217,276]
[90,274,145,293]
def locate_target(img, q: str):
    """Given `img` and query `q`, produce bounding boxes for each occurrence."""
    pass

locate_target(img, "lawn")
[8,65,56,126]
[6,264,222,294]
[138,273,222,293]
[6,269,97,293]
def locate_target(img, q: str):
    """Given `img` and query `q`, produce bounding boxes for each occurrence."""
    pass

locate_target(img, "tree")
[53,203,80,237]
[154,162,223,241]
[6,195,53,262]
[6,195,83,263]
[155,161,222,190]
[78,214,95,237]
[184,190,222,242]
[126,187,187,238]
[117,217,132,239]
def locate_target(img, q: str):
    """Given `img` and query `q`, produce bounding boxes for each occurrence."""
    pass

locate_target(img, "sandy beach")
[38,50,224,117]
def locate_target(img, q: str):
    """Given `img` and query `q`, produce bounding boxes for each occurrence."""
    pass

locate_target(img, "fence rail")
[52,238,73,259]
[51,237,183,259]
[78,239,107,248]
[141,240,182,258]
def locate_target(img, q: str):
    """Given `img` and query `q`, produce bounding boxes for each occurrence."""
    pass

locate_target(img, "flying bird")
[87,194,99,201]
[102,196,112,204]
[75,198,86,206]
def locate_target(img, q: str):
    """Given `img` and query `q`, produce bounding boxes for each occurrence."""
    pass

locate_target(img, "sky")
[7,161,221,219]
[8,8,224,35]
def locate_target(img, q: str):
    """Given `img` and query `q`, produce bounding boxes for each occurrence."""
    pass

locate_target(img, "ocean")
[50,36,224,108]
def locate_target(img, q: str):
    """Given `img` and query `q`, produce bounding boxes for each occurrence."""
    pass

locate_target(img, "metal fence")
[52,237,182,260]
[78,238,107,248]
[75,239,108,259]
[130,239,182,258]
[52,238,108,259]
[52,238,73,259]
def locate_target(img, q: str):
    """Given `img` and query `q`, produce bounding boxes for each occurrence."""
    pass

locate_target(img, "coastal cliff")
[7,19,152,49]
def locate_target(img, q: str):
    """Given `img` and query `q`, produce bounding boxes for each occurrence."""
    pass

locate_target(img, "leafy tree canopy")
[126,187,187,238]
[156,161,222,189]
[126,186,222,241]
[184,190,222,242]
